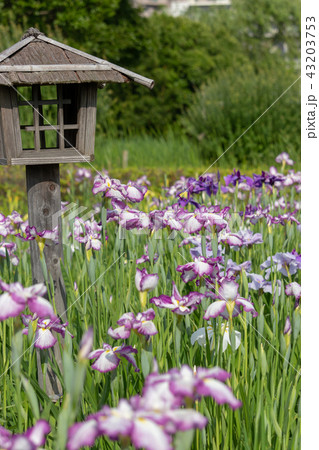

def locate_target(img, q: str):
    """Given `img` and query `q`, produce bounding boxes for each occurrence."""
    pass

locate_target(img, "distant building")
[133,0,231,17]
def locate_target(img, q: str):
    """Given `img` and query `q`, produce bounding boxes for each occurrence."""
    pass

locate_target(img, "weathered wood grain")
[26,164,66,400]
[11,153,94,165]
[9,87,23,158]
[0,36,35,63]
[0,64,112,71]
[20,124,79,131]
[84,84,97,157]
[37,35,154,88]
[26,164,67,314]
[0,86,21,162]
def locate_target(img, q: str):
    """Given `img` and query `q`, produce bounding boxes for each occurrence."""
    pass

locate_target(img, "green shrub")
[180,64,300,166]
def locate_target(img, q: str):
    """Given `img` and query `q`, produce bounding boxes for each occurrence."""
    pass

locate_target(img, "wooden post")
[122,149,129,169]
[26,164,66,400]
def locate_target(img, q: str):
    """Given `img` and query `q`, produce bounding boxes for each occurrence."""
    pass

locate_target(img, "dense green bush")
[180,63,300,165]
[98,12,249,134]
[0,0,301,166]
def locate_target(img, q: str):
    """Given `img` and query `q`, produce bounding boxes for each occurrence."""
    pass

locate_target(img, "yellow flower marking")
[226,300,236,317]
[35,236,45,258]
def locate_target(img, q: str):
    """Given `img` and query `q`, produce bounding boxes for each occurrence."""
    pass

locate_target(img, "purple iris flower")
[145,365,241,410]
[79,327,94,360]
[161,207,184,231]
[136,245,159,265]
[75,167,92,182]
[135,268,159,293]
[189,174,219,196]
[283,316,292,347]
[218,229,243,247]
[179,235,210,249]
[0,420,50,449]
[204,279,257,320]
[180,211,206,234]
[108,309,158,340]
[181,236,224,260]
[119,209,151,230]
[92,175,126,201]
[108,312,135,339]
[67,419,99,450]
[92,175,147,204]
[190,243,214,259]
[177,192,201,209]
[165,176,188,197]
[16,225,58,242]
[124,181,147,203]
[131,309,158,336]
[275,152,294,166]
[285,170,301,187]
[136,175,151,186]
[224,170,246,186]
[68,399,173,450]
[268,212,300,226]
[248,273,270,291]
[260,251,301,279]
[285,282,301,302]
[284,316,292,335]
[199,205,229,233]
[0,211,23,237]
[248,273,281,295]
[88,343,139,373]
[73,218,106,251]
[67,362,241,450]
[242,204,270,225]
[0,241,19,266]
[237,229,263,247]
[274,196,288,210]
[148,209,165,231]
[21,314,73,349]
[150,282,205,315]
[0,281,56,321]
[224,259,251,278]
[176,256,220,283]
[252,170,283,188]
[175,366,242,409]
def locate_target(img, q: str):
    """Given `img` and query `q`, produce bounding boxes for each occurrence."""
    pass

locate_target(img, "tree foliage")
[181,64,300,165]
[0,0,301,162]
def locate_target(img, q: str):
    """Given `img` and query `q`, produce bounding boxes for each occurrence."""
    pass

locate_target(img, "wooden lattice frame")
[0,83,97,165]
[18,85,78,151]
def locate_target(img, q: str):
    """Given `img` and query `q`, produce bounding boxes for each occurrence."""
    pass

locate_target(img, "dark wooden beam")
[26,164,66,400]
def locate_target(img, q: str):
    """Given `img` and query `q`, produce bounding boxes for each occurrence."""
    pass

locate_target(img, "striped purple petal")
[0,293,25,320]
[197,378,242,409]
[91,350,120,373]
[203,300,226,320]
[67,420,99,450]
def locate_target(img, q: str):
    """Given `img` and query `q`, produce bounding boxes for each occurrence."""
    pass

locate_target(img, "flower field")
[0,153,301,449]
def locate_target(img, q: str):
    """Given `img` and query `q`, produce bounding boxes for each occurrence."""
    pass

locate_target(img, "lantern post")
[0,28,154,400]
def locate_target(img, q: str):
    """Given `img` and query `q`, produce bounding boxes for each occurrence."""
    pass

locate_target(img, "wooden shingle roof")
[0,28,154,88]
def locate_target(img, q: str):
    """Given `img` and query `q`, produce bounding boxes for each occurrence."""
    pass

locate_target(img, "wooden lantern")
[0,28,153,165]
[0,28,153,400]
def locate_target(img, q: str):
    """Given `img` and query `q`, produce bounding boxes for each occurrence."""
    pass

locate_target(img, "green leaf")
[12,331,23,378]
[56,404,71,450]
[271,408,282,440]
[260,344,268,377]
[141,348,152,378]
[62,350,75,397]
[174,429,195,450]
[21,375,40,420]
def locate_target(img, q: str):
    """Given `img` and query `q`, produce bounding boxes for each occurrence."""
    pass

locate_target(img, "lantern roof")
[0,28,154,89]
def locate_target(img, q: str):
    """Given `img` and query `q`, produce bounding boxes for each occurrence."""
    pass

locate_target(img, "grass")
[94,132,203,171]
[0,171,301,449]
